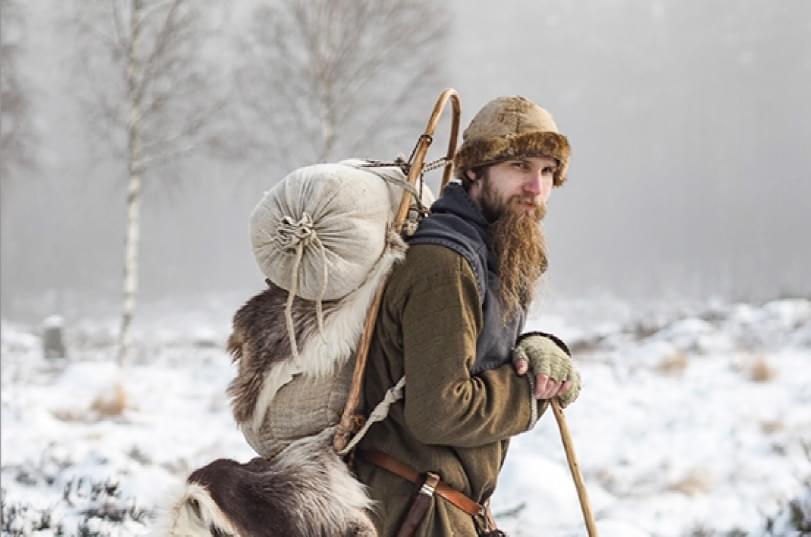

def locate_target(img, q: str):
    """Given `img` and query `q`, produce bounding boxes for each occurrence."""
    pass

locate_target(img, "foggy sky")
[2,0,810,321]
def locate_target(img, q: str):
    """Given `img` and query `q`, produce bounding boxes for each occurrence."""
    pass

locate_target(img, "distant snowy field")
[2,297,810,536]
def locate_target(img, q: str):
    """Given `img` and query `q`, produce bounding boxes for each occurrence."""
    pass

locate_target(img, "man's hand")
[513,334,581,407]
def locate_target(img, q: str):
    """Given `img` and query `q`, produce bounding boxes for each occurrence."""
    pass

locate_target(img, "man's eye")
[543,167,555,175]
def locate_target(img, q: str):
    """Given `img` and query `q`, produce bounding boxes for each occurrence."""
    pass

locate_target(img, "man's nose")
[524,171,553,203]
[523,170,544,196]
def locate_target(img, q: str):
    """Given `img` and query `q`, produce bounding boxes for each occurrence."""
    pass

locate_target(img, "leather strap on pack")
[359,449,484,517]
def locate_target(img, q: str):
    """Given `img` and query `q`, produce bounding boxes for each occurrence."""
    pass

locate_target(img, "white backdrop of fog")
[2,0,810,322]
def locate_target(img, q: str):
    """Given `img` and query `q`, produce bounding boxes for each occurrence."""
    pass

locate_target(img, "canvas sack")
[234,160,431,459]
[251,161,422,303]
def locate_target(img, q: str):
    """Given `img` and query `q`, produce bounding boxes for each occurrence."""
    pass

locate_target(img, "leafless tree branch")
[234,0,449,169]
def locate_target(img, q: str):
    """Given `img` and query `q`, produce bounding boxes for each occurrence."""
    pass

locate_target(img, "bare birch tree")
[74,1,226,365]
[233,0,449,172]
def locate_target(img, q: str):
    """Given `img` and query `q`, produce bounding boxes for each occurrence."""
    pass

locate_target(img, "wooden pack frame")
[333,87,462,453]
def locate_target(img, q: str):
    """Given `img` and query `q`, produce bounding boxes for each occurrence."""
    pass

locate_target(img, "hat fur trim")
[454,131,571,186]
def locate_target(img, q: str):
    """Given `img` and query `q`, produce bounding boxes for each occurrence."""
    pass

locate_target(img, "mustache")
[504,196,546,221]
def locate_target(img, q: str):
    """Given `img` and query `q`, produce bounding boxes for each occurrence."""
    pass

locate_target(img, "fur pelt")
[454,130,571,186]
[227,234,407,431]
[161,428,376,537]
[226,282,333,425]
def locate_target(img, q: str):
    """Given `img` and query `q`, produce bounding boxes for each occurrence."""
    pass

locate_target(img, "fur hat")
[453,96,571,186]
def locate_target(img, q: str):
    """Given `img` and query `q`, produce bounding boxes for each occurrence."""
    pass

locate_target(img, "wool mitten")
[513,334,581,407]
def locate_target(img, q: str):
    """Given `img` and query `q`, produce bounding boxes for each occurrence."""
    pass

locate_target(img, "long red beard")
[487,197,548,323]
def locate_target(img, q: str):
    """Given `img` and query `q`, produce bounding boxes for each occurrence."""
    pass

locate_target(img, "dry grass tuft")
[656,352,689,376]
[51,408,87,422]
[760,419,784,434]
[90,383,128,417]
[592,468,619,493]
[749,355,777,382]
[667,469,713,496]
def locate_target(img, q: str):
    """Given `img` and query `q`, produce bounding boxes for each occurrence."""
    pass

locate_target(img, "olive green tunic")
[355,244,544,537]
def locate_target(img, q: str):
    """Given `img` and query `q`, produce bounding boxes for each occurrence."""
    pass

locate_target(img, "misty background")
[2,0,810,324]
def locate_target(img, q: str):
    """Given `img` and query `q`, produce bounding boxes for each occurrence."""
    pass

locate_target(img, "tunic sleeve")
[396,245,541,448]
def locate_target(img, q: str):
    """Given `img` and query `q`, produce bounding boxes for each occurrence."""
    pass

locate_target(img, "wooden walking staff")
[551,399,600,536]
[333,88,461,453]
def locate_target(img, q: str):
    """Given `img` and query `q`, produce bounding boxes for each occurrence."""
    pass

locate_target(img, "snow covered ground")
[2,297,810,536]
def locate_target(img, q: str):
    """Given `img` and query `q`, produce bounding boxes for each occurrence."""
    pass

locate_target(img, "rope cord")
[360,155,447,214]
[269,213,329,360]
[338,375,406,455]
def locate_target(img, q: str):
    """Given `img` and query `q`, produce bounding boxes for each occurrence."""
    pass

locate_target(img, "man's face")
[463,156,555,321]
[466,156,557,221]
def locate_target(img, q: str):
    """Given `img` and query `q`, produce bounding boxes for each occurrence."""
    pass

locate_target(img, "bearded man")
[354,95,581,537]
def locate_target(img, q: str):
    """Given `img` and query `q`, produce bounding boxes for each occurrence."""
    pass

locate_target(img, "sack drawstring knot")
[270,212,329,360]
[274,214,317,250]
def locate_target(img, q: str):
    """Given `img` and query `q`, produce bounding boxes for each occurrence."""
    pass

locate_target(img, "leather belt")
[359,449,484,517]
